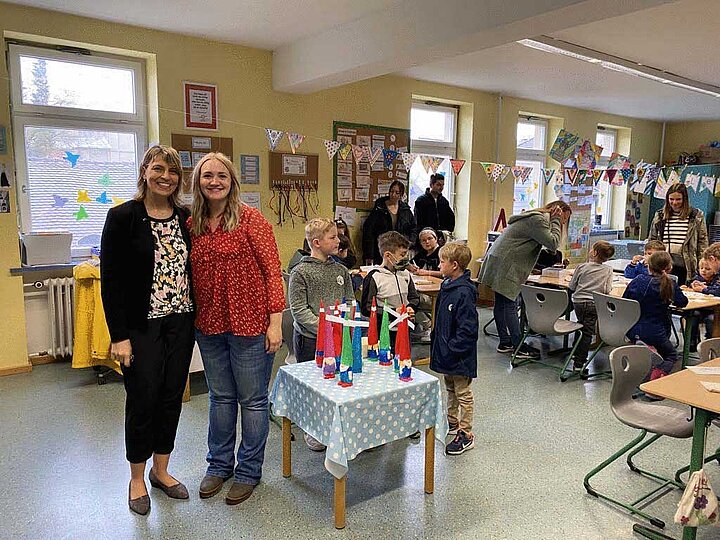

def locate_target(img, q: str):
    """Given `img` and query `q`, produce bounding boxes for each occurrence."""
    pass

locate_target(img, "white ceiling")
[5,0,720,121]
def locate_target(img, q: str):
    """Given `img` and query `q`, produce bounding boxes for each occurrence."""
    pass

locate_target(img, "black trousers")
[573,301,598,363]
[122,312,195,464]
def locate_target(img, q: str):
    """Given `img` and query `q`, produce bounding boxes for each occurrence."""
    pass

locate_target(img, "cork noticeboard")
[268,152,319,190]
[170,133,233,194]
[332,121,410,211]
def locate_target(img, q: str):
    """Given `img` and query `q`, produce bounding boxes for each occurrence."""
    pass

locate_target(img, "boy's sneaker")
[304,433,326,452]
[514,345,539,360]
[572,359,586,372]
[496,344,514,354]
[447,423,459,436]
[445,430,474,455]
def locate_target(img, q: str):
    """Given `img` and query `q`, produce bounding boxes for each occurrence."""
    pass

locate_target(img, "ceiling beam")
[272,0,676,94]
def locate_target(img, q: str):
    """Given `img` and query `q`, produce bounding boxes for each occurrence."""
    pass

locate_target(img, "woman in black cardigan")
[362,180,417,264]
[101,145,195,515]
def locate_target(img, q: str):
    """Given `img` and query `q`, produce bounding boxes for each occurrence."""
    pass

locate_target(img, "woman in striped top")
[648,183,708,285]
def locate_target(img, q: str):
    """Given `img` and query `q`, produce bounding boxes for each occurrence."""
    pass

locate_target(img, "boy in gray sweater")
[568,240,615,372]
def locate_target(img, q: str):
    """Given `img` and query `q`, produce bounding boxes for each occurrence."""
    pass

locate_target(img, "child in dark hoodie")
[430,242,478,456]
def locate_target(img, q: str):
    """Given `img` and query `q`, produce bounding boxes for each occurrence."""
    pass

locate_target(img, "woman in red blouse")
[188,152,284,506]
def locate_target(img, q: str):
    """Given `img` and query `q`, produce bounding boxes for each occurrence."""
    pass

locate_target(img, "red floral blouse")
[189,205,285,336]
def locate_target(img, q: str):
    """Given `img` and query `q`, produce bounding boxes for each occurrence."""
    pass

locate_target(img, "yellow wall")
[663,121,720,164]
[0,1,664,372]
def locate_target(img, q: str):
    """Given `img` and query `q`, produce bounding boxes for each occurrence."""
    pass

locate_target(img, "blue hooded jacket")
[622,273,688,341]
[430,270,478,378]
[691,272,720,296]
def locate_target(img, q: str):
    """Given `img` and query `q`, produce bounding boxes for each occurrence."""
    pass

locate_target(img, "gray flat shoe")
[128,482,150,515]
[149,469,189,500]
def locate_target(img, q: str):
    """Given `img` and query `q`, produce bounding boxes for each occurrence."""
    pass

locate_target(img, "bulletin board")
[553,173,593,265]
[268,151,319,190]
[332,121,411,211]
[170,134,233,194]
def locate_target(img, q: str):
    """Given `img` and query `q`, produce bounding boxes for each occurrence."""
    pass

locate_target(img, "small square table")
[270,361,448,529]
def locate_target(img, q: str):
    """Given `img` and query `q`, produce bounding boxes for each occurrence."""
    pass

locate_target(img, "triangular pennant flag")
[287,132,305,154]
[684,172,701,192]
[481,162,494,181]
[382,148,399,168]
[324,140,341,160]
[644,166,660,188]
[592,169,603,186]
[542,168,556,185]
[401,153,418,172]
[604,169,618,184]
[265,128,284,151]
[368,146,383,167]
[617,169,633,185]
[496,164,511,183]
[352,145,366,164]
[701,175,716,193]
[510,166,525,182]
[420,155,433,173]
[576,170,588,185]
[667,169,681,185]
[338,143,352,161]
[565,169,578,184]
[450,159,465,176]
[429,156,444,173]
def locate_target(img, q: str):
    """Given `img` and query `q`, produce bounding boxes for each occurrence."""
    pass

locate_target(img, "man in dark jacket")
[362,181,416,265]
[413,173,455,237]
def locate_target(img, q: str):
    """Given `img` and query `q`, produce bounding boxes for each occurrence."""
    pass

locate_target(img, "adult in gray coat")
[479,201,571,358]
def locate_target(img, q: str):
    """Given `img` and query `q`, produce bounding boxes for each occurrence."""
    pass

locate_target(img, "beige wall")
[0,1,665,372]
[663,120,720,164]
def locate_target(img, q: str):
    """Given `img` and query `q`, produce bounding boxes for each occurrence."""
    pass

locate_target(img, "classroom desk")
[525,274,720,367]
[637,358,720,540]
[269,361,447,529]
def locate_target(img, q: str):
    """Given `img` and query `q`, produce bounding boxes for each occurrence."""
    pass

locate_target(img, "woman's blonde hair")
[134,145,183,206]
[190,152,243,235]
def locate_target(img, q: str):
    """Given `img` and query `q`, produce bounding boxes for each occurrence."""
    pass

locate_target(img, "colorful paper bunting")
[542,168,556,185]
[549,129,581,163]
[368,146,383,167]
[351,145,366,165]
[564,169,577,185]
[382,148,399,168]
[264,128,284,151]
[450,159,465,176]
[701,175,716,193]
[429,156,444,174]
[592,169,603,186]
[401,153,418,172]
[618,169,633,185]
[684,172,701,192]
[64,151,80,167]
[420,155,433,173]
[667,169,681,185]
[338,143,352,161]
[286,132,305,154]
[324,140,341,160]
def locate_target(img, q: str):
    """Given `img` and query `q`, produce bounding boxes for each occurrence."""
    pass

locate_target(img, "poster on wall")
[183,82,218,131]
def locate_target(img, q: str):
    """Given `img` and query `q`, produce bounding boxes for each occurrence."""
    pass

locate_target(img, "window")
[514,118,547,215]
[593,127,617,225]
[8,44,147,256]
[409,102,457,209]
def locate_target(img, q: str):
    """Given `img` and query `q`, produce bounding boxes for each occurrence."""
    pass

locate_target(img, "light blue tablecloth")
[270,362,448,479]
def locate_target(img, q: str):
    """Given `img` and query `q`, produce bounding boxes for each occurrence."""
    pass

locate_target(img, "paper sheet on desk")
[688,366,720,376]
[700,381,720,393]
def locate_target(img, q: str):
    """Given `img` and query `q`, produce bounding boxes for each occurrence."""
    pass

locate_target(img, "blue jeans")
[195,331,275,485]
[494,292,521,347]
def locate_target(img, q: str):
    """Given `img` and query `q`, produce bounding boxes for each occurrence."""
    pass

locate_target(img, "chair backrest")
[593,292,640,347]
[698,337,720,363]
[609,345,651,421]
[281,308,296,364]
[520,284,570,336]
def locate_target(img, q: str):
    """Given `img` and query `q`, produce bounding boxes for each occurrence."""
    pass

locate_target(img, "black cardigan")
[100,199,192,342]
[361,196,417,264]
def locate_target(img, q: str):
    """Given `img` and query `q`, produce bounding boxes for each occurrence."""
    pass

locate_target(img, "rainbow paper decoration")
[322,317,336,379]
[378,300,392,366]
[338,314,353,388]
[333,301,343,372]
[351,300,363,374]
[367,297,379,361]
[315,301,326,368]
[396,305,413,382]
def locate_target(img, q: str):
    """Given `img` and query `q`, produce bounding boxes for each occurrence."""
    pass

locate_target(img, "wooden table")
[637,359,720,540]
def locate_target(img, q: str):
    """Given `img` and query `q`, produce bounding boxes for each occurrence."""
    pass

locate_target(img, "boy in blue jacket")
[430,242,478,455]
[624,240,666,279]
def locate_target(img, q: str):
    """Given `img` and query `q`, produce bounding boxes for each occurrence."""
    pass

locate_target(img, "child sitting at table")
[409,227,442,278]
[623,251,688,382]
[568,240,615,373]
[360,231,423,345]
[690,257,720,296]
[289,218,354,451]
[624,240,666,279]
[429,242,478,456]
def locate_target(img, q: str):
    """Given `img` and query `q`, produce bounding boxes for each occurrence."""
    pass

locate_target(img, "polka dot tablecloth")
[270,362,448,479]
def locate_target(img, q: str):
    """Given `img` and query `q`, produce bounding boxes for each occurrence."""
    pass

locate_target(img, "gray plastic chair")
[281,307,296,364]
[511,284,583,382]
[582,293,641,379]
[584,345,693,530]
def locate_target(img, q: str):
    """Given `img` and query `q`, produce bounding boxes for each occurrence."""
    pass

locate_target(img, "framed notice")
[183,82,218,131]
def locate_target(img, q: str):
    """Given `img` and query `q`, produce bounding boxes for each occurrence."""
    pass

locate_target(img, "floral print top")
[148,213,193,319]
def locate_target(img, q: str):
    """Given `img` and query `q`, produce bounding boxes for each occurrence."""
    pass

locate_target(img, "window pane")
[408,154,452,209]
[517,121,546,151]
[512,159,543,215]
[592,167,611,224]
[20,55,135,114]
[595,130,616,157]
[23,125,138,249]
[411,107,454,143]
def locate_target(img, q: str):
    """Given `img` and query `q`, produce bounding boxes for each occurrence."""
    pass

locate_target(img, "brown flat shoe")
[225,482,255,505]
[128,482,150,515]
[199,474,232,499]
[149,468,189,500]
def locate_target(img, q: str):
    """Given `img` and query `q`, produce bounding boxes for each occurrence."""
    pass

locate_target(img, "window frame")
[594,127,618,225]
[8,43,148,257]
[514,117,548,213]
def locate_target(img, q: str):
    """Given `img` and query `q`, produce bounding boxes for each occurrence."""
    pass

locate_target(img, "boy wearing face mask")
[361,231,420,346]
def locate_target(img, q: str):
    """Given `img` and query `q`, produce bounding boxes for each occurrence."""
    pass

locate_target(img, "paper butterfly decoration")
[264,128,284,151]
[97,173,113,186]
[51,195,68,208]
[324,140,341,160]
[77,190,92,203]
[96,191,111,204]
[74,205,89,221]
[64,152,80,168]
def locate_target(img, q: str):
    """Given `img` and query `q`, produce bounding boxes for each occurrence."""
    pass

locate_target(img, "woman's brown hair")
[648,251,674,303]
[663,183,690,220]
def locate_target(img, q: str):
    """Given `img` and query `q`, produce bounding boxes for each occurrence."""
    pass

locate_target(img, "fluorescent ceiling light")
[517,37,720,99]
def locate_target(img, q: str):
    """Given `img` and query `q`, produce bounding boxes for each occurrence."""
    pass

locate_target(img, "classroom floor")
[2,308,719,540]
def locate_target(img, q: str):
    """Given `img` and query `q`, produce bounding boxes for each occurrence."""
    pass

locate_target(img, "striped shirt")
[664,215,688,255]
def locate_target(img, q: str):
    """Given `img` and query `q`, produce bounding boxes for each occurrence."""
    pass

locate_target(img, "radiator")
[46,278,75,357]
